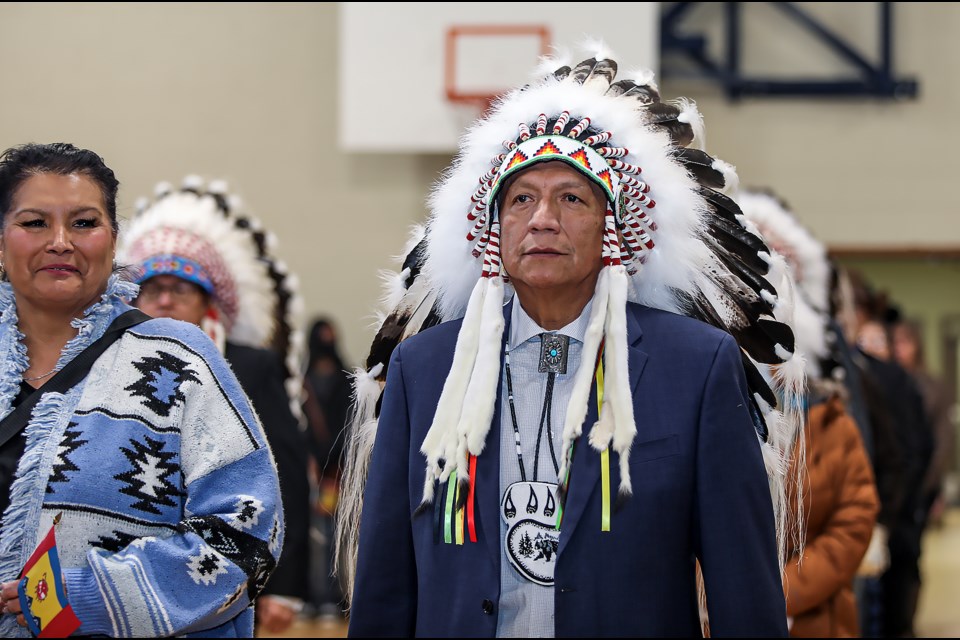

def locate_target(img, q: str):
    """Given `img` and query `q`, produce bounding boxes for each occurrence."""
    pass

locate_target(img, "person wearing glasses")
[119,177,312,635]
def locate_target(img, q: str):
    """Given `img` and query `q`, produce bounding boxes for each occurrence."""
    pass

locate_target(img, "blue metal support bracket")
[660,2,919,100]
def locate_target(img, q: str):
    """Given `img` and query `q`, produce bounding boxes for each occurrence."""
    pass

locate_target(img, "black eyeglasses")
[137,279,205,301]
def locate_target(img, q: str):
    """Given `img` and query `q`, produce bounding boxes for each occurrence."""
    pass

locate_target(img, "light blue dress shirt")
[496,294,592,638]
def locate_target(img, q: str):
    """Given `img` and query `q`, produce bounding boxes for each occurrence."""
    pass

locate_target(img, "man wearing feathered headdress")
[117,178,311,634]
[339,45,805,637]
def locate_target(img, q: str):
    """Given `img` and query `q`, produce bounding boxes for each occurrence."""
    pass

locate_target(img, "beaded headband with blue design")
[135,254,215,295]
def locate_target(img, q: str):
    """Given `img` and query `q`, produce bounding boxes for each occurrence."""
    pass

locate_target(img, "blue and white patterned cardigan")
[0,277,283,637]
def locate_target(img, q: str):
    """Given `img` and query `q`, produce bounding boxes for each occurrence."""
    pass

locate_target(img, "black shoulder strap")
[0,309,152,449]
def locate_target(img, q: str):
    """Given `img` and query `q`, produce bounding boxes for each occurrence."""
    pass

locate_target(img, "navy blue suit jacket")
[350,302,787,637]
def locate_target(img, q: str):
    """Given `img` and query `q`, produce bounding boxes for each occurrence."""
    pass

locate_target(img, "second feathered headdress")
[118,176,307,417]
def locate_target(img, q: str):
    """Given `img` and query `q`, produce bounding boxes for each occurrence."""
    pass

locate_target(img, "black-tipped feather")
[704,241,777,313]
[570,58,600,84]
[673,148,727,190]
[420,308,443,332]
[700,188,745,224]
[402,235,429,286]
[606,79,634,97]
[365,299,442,375]
[678,287,792,365]
[644,118,694,147]
[704,212,771,272]
[584,58,617,88]
[734,318,796,365]
[622,82,661,104]
[643,101,684,124]
[673,288,726,330]
[742,352,779,408]
[700,253,770,320]
[552,65,571,81]
[365,228,439,378]
[365,310,410,372]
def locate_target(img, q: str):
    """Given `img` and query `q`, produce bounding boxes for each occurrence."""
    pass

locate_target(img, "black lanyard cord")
[504,351,560,483]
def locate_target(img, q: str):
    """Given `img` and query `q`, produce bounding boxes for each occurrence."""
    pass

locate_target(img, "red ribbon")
[467,454,478,543]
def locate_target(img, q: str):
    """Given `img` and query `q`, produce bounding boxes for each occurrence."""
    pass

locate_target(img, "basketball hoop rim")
[444,24,551,114]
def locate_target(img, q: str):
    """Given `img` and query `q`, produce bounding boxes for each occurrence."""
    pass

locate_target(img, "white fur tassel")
[589,396,616,452]
[588,266,631,455]
[461,276,506,457]
[602,265,636,495]
[420,276,487,480]
[558,268,610,484]
[450,276,506,492]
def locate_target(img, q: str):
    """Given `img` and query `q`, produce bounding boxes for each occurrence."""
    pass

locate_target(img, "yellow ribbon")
[455,483,465,545]
[597,360,611,532]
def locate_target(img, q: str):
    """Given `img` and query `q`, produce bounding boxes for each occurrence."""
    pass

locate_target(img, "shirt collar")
[508,292,593,351]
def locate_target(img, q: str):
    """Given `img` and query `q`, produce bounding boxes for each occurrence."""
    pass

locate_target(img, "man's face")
[498,161,607,299]
[135,274,210,326]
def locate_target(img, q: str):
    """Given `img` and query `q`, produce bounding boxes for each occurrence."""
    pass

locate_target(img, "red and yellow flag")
[16,516,81,638]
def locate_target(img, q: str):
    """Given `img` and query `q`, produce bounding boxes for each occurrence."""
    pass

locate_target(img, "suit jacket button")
[482,599,495,615]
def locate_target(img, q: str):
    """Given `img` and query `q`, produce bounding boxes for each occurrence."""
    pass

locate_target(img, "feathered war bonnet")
[117,176,306,416]
[336,45,806,597]
[735,188,834,382]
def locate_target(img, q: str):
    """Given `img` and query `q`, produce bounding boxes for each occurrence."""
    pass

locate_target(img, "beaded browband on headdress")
[336,45,806,600]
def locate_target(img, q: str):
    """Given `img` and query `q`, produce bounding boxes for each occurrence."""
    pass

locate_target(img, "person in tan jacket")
[785,394,880,637]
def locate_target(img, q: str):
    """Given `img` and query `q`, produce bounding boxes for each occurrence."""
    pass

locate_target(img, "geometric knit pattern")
[115,435,184,515]
[180,515,276,598]
[46,422,87,494]
[227,496,263,531]
[0,297,283,639]
[124,351,201,418]
[187,544,230,586]
[90,530,141,554]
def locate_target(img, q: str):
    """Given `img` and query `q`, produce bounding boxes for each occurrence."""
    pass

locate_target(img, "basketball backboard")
[339,2,660,153]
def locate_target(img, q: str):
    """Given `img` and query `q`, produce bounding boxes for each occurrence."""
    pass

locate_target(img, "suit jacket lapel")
[557,306,648,555]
